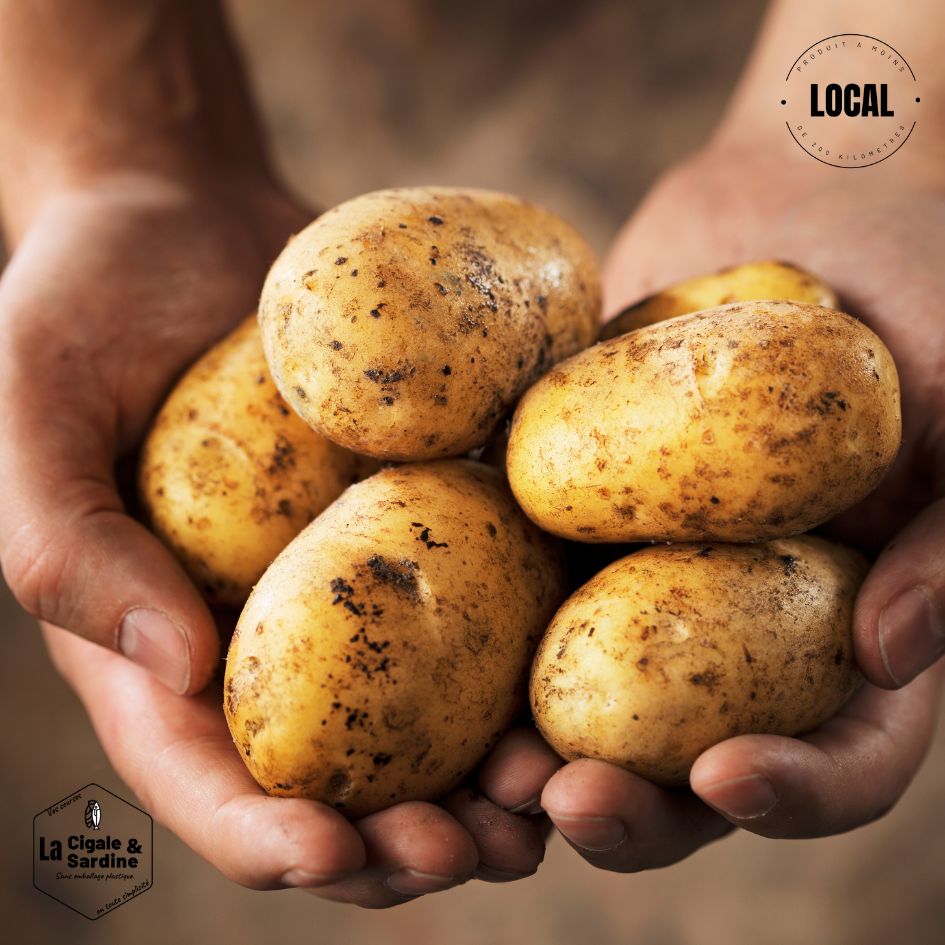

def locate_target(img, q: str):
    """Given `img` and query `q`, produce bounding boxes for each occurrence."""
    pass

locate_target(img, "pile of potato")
[139,188,901,815]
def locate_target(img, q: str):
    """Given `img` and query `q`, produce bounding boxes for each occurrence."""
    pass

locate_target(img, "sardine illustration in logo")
[84,800,101,831]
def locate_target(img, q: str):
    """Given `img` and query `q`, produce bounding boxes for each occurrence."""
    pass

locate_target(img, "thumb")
[854,497,945,689]
[0,387,219,694]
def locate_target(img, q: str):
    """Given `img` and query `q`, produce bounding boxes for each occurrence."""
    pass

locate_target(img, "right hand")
[1,169,550,904]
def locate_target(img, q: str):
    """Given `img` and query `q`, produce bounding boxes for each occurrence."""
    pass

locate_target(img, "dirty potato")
[258,187,601,460]
[530,537,866,784]
[599,260,839,339]
[224,460,567,817]
[139,316,375,608]
[507,301,901,542]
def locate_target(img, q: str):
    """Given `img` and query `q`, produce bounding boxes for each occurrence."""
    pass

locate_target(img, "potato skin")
[139,316,375,608]
[258,187,601,461]
[224,460,566,817]
[530,537,866,784]
[599,260,839,340]
[507,301,901,542]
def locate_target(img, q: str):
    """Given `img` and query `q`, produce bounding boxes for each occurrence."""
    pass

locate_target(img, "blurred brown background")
[4,1,944,942]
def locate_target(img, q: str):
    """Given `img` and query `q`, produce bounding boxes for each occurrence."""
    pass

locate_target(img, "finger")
[690,663,945,838]
[477,725,564,814]
[440,787,547,882]
[311,802,479,908]
[43,624,367,888]
[0,369,219,693]
[541,759,731,873]
[852,498,945,688]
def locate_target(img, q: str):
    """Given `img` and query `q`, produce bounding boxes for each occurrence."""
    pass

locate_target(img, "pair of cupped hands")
[1,145,942,908]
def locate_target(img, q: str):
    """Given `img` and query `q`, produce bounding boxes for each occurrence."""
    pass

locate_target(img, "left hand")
[481,142,945,869]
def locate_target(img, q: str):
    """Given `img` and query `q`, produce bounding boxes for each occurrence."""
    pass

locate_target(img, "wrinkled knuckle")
[1,521,70,624]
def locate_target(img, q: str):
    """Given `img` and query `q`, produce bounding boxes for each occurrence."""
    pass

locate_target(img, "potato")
[599,260,838,340]
[530,537,866,784]
[139,316,376,608]
[258,187,601,461]
[224,460,566,816]
[507,301,901,542]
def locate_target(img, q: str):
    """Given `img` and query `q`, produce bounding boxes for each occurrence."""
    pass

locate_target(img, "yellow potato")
[224,460,566,817]
[259,187,601,461]
[507,301,901,542]
[530,537,866,784]
[139,316,376,608]
[600,260,839,339]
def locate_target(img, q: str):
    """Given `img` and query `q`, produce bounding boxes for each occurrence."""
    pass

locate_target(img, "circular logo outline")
[783,33,918,168]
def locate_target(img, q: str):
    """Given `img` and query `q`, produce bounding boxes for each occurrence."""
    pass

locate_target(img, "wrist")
[0,0,275,243]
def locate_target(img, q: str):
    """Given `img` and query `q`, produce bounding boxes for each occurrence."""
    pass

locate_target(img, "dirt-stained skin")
[508,300,901,542]
[530,536,867,784]
[224,460,567,817]
[599,260,839,340]
[139,316,377,608]
[258,187,601,461]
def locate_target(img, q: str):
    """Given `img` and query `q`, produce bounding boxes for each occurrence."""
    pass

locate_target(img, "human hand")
[0,171,551,904]
[43,621,550,906]
[481,141,945,869]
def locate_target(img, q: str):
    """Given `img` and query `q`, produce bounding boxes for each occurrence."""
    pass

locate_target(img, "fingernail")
[509,795,543,815]
[475,865,537,883]
[119,608,191,694]
[549,814,626,852]
[699,774,778,820]
[385,869,458,897]
[280,868,339,888]
[879,588,945,686]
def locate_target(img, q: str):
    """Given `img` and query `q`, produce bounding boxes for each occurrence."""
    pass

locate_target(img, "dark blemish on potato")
[364,367,405,384]
[577,526,596,534]
[749,690,757,700]
[442,364,452,375]
[632,713,639,720]
[616,504,636,519]
[742,643,754,664]
[516,356,525,369]
[273,782,293,791]
[689,671,719,687]
[277,499,292,516]
[434,394,448,405]
[294,385,309,401]
[398,222,407,229]
[366,555,420,600]
[381,396,395,406]
[709,496,720,505]
[697,547,713,557]
[486,522,497,537]
[268,436,296,473]
[326,770,352,798]
[335,256,348,265]
[564,505,573,512]
[345,748,355,756]
[329,339,343,350]
[372,753,393,768]
[428,215,444,226]
[778,554,798,575]
[434,282,448,296]
[637,657,649,670]
[343,599,364,617]
[350,268,359,277]
[834,648,844,665]
[331,576,354,598]
[536,295,548,312]
[413,524,448,549]
[276,403,290,417]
